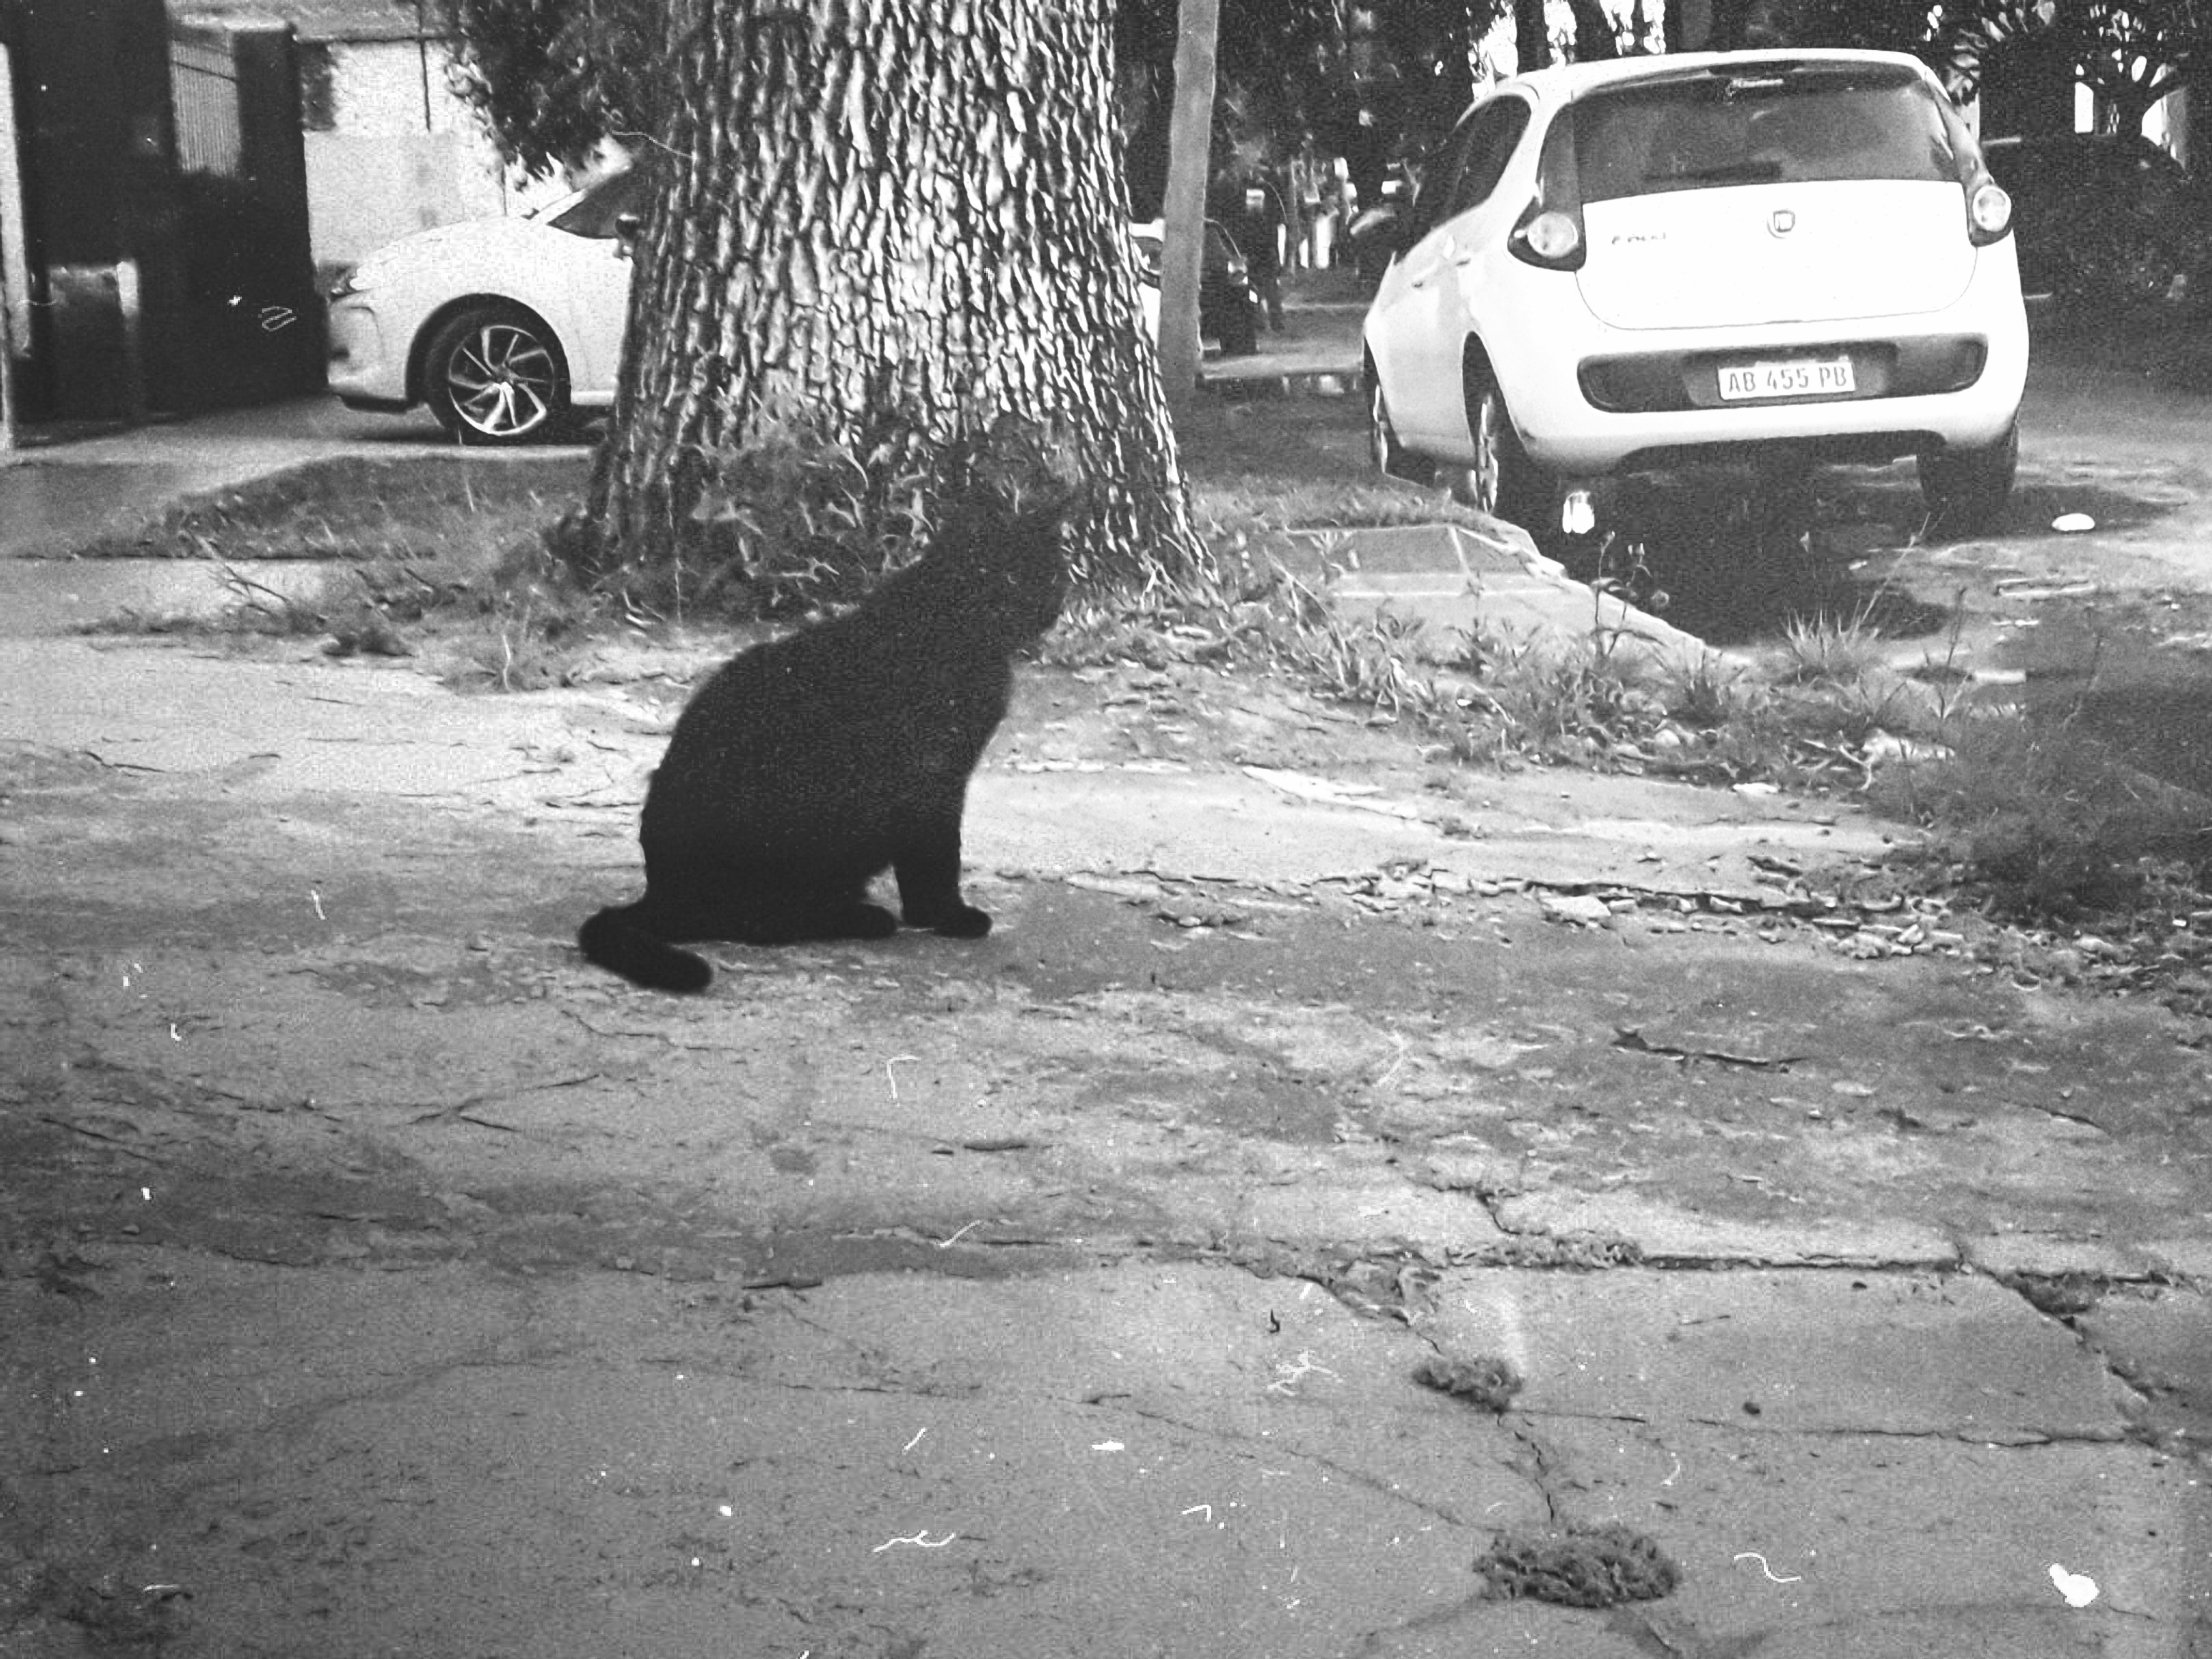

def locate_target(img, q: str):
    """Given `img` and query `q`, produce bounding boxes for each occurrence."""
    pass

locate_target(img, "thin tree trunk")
[1159,0,1218,409]
[1514,0,1550,71]
[585,0,1199,592]
[1565,0,1619,59]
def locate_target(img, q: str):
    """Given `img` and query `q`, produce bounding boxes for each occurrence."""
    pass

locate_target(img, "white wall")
[304,36,574,271]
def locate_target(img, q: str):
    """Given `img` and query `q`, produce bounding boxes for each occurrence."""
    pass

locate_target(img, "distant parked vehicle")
[1127,219,1263,357]
[1983,130,2203,310]
[325,164,648,444]
[328,165,1252,445]
[1362,49,2029,538]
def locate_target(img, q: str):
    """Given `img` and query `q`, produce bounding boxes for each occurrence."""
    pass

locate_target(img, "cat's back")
[663,489,1067,751]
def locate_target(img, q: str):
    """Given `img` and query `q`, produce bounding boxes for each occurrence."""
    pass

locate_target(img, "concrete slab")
[1537,1419,2206,1659]
[0,557,337,637]
[3,1253,1538,1659]
[2076,1286,2212,1449]
[1412,1268,2210,1654]
[1424,1268,2128,1443]
[26,1248,2187,1659]
[1328,519,1725,674]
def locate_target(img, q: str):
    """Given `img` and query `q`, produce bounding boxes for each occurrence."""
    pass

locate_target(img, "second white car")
[1362,49,2029,535]
[326,164,648,444]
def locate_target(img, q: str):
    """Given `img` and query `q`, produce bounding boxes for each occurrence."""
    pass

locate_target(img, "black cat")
[577,489,1070,992]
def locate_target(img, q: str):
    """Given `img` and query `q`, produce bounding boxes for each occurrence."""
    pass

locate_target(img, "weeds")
[1877,712,2211,918]
[550,404,1082,623]
[1777,597,1888,687]
[1042,520,1443,722]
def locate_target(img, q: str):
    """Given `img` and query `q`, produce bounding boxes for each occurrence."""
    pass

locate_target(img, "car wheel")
[1367,374,1434,486]
[421,304,569,445]
[1918,421,2018,534]
[1459,376,1562,534]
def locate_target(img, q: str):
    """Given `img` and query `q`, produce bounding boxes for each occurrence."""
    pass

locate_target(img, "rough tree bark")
[583,0,1200,591]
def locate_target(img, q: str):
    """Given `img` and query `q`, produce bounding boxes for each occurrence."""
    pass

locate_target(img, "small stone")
[1540,892,1613,928]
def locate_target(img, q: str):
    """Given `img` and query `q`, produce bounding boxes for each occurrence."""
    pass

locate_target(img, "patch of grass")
[1175,394,1492,534]
[71,454,588,563]
[75,560,459,657]
[420,539,617,690]
[1775,598,1890,687]
[1875,712,2212,920]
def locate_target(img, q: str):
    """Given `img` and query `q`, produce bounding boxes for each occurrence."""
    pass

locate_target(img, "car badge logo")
[1768,209,1797,237]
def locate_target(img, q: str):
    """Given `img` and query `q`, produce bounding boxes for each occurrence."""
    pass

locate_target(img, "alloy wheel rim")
[1474,392,1503,514]
[447,323,556,438]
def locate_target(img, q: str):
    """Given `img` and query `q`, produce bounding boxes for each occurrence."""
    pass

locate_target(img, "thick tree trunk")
[584,0,1199,592]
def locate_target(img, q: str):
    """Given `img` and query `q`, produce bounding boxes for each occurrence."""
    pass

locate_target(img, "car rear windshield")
[1568,65,1964,204]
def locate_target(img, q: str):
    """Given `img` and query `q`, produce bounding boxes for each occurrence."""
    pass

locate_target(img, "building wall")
[299,35,573,274]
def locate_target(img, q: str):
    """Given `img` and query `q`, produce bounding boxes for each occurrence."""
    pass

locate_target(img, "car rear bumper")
[1494,274,2029,477]
[1576,335,1992,414]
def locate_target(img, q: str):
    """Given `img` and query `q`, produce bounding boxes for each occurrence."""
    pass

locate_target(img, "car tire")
[1918,421,2018,534]
[1458,373,1562,535]
[1367,372,1434,486]
[420,304,570,445]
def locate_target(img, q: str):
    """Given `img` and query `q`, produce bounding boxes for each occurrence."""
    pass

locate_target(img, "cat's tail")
[577,902,714,994]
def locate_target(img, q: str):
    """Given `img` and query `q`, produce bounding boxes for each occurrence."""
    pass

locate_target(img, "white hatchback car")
[1362,49,2028,535]
[326,164,647,444]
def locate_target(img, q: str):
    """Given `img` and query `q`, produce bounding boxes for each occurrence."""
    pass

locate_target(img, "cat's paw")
[925,904,992,940]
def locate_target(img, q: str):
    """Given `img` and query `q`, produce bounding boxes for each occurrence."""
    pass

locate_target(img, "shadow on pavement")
[1564,467,1963,648]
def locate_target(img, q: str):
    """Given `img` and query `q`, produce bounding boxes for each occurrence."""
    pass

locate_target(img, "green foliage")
[434,0,657,174]
[545,407,1080,624]
[1876,714,2211,919]
[1117,0,1509,209]
[1785,0,1943,55]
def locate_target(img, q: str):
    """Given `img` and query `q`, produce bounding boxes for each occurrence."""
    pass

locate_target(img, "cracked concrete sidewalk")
[4,618,2210,1659]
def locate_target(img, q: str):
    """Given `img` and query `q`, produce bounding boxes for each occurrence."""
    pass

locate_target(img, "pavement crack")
[1610,1025,1810,1071]
[1107,1398,1483,1530]
[1338,1588,1493,1658]
[1678,1414,2125,1446]
[1498,1412,1570,1525]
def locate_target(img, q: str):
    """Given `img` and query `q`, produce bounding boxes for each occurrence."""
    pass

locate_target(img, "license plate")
[1717,356,1856,401]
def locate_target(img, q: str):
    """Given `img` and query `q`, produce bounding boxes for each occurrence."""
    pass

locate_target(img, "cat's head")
[932,493,1072,645]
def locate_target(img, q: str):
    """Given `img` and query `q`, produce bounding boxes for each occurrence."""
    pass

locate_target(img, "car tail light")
[1510,117,1586,271]
[1966,176,2013,244]
[1517,209,1584,265]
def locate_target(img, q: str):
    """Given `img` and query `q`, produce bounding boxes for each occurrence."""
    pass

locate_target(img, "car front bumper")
[325,299,406,409]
